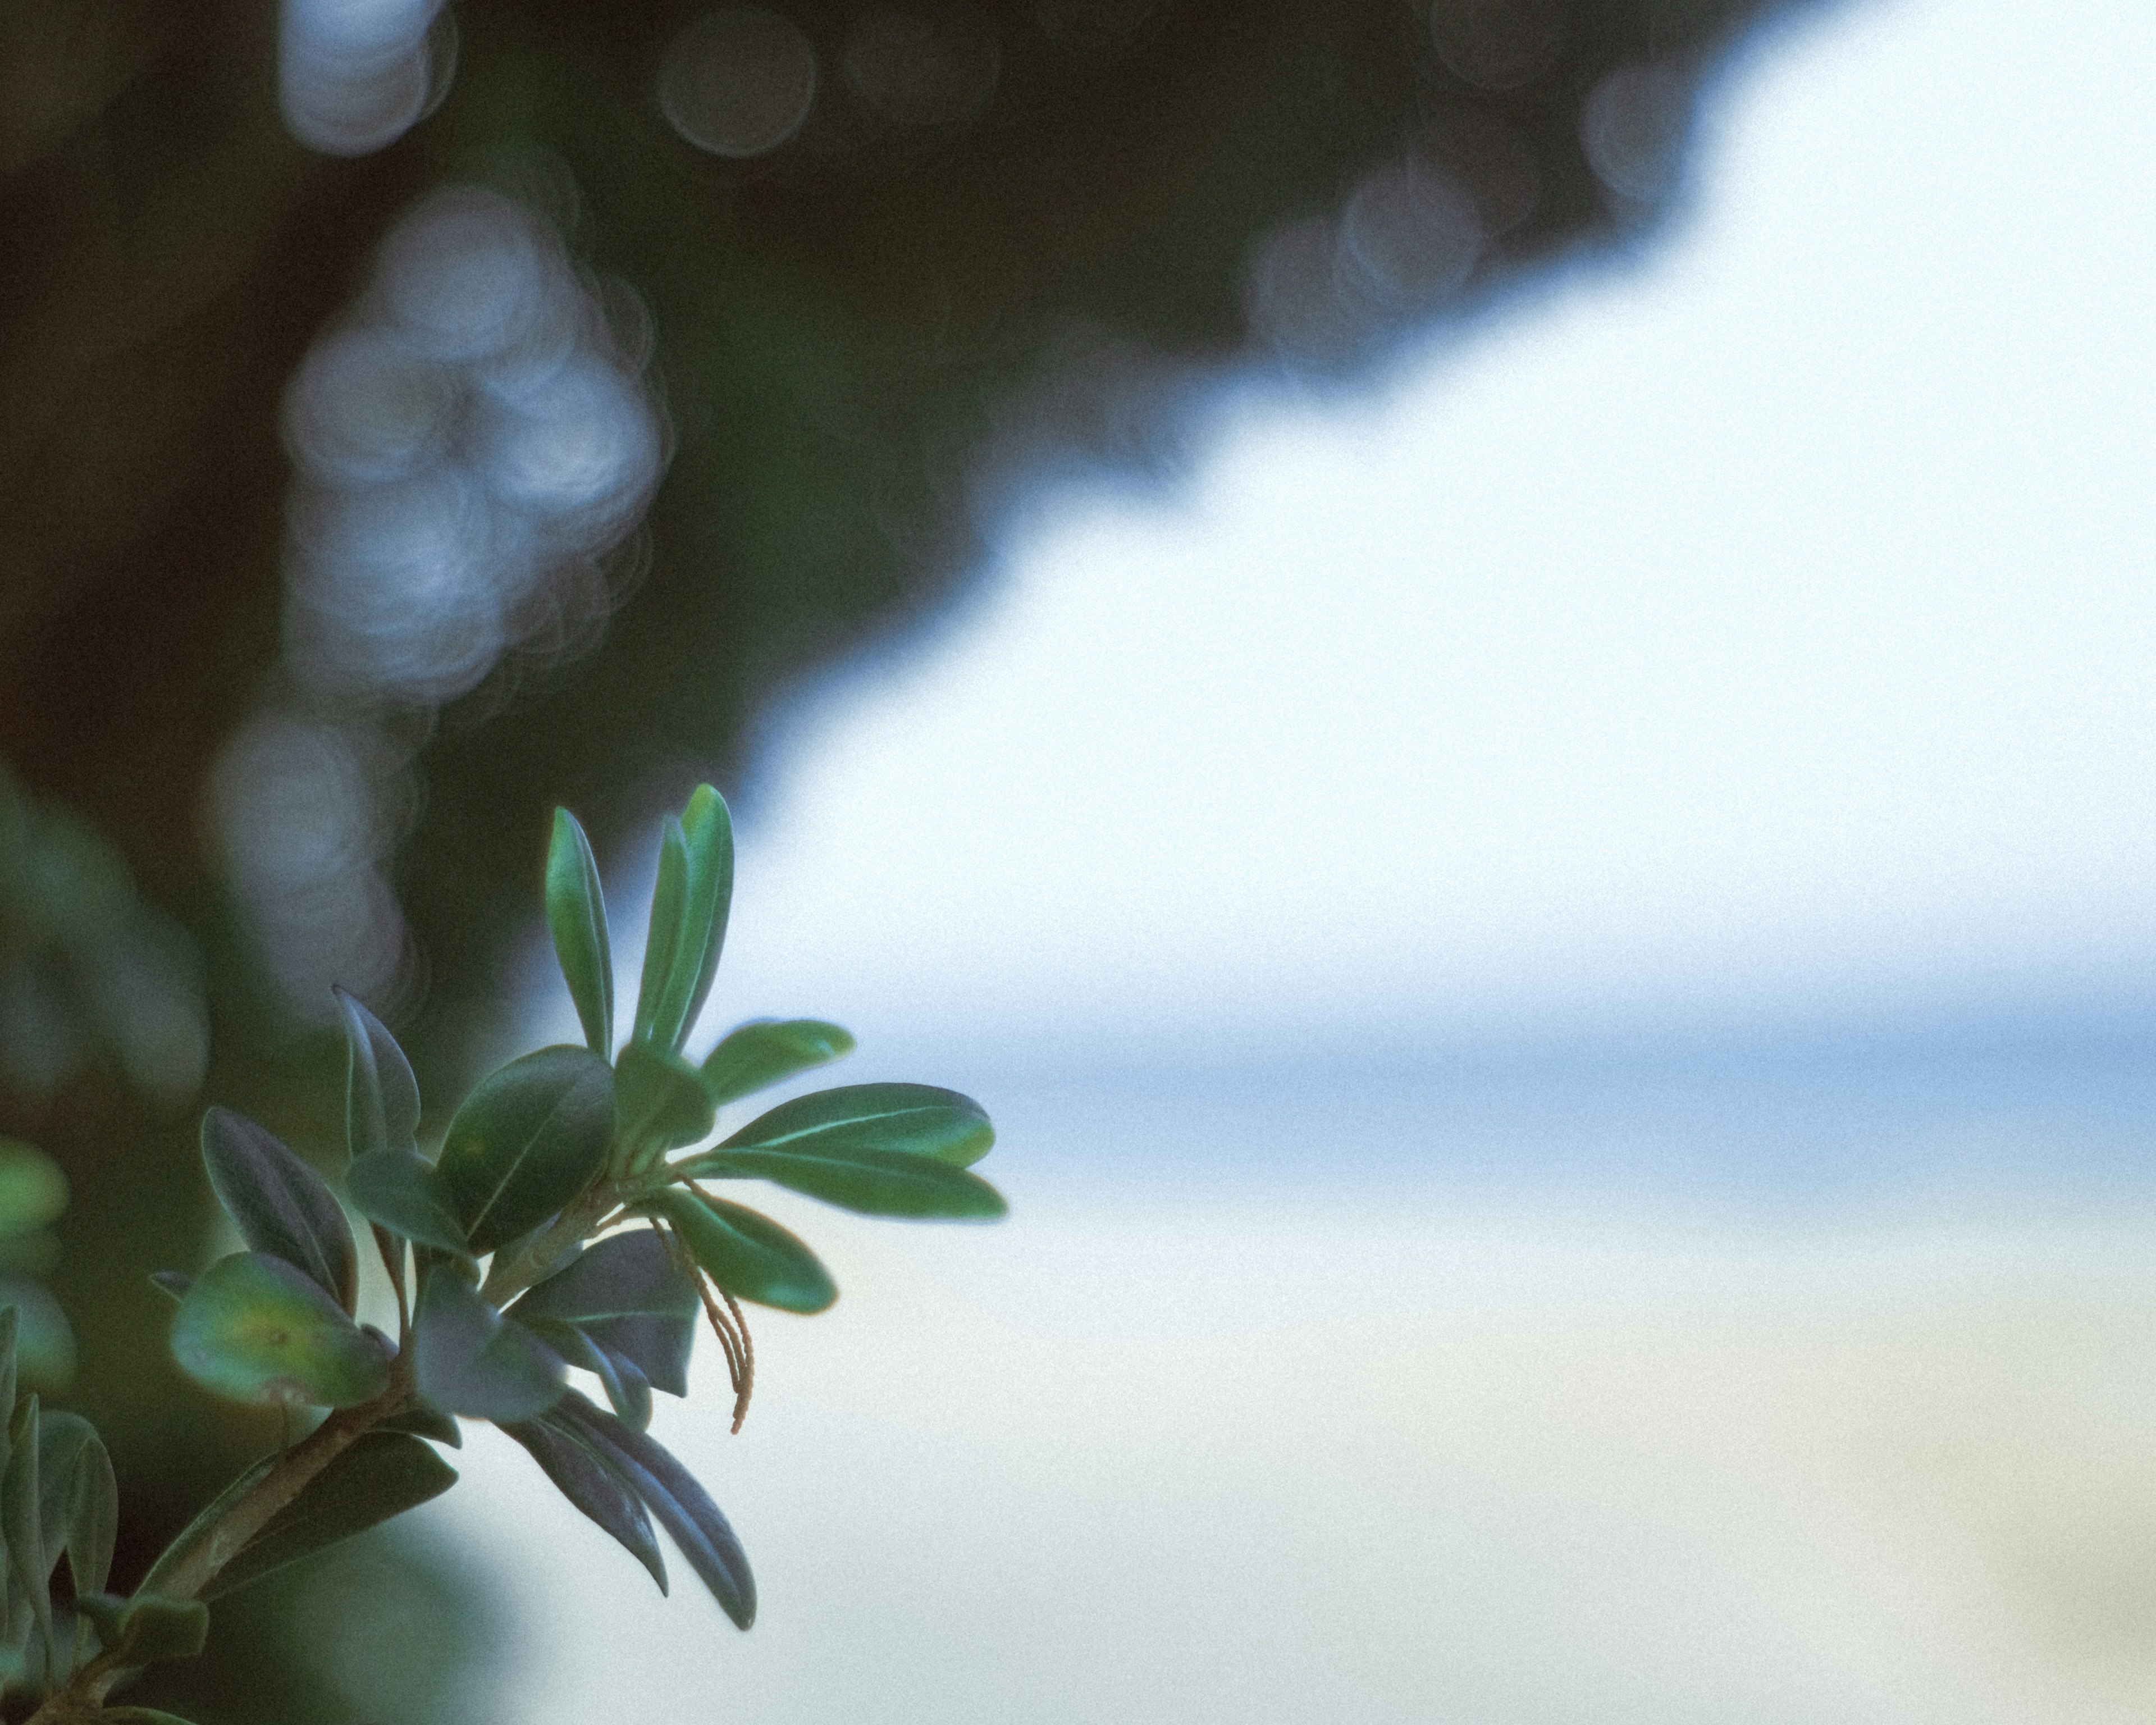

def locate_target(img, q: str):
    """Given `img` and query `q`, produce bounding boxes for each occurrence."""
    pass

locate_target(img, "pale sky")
[584,0,2156,1070]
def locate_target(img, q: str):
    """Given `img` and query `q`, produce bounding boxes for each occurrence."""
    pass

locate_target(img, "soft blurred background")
[5,0,2155,1717]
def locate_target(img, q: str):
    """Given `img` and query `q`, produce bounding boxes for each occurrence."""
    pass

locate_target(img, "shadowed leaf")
[615,1040,715,1158]
[4,1394,48,1642]
[347,1149,472,1258]
[335,987,421,1161]
[437,1047,614,1255]
[200,1107,358,1312]
[547,808,615,1057]
[378,1402,463,1446]
[508,1228,697,1397]
[500,1412,666,1592]
[700,1019,855,1106]
[642,1189,835,1315]
[203,1431,458,1601]
[170,1253,390,1410]
[553,1390,754,1627]
[77,1592,209,1665]
[414,1270,565,1422]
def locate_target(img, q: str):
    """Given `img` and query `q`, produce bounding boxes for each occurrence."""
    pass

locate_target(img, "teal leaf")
[335,987,421,1161]
[614,1039,715,1159]
[506,1228,697,1397]
[523,1320,655,1429]
[500,1412,665,1592]
[0,1139,66,1237]
[688,1143,1007,1221]
[0,1276,73,1388]
[700,1019,855,1106]
[547,809,615,1057]
[633,788,734,1053]
[552,1390,753,1627]
[35,1409,98,1573]
[169,1252,391,1410]
[346,1149,472,1258]
[199,1107,359,1312]
[642,1188,835,1315]
[76,1592,209,1665]
[436,1047,614,1256]
[62,1423,117,1597]
[413,1270,565,1422]
[203,1431,458,1601]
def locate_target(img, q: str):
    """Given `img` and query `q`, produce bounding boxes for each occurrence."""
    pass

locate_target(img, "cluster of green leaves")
[144,786,1001,1665]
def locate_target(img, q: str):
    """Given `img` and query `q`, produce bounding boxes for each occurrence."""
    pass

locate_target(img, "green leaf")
[199,1107,359,1313]
[632,787,734,1053]
[62,1427,117,1596]
[169,1253,391,1409]
[346,1149,472,1258]
[0,1139,66,1237]
[506,1228,698,1397]
[700,1019,855,1106]
[413,1270,565,1422]
[336,987,421,1160]
[500,1412,665,1592]
[520,1318,654,1429]
[0,1276,73,1388]
[547,808,614,1057]
[0,1304,17,1423]
[687,1083,995,1172]
[436,1047,614,1256]
[203,1431,458,1601]
[614,1040,715,1159]
[4,1394,49,1644]
[642,1189,835,1315]
[552,1390,754,1628]
[136,1455,277,1598]
[149,1270,193,1303]
[35,1411,99,1581]
[692,1143,1007,1221]
[76,1592,209,1665]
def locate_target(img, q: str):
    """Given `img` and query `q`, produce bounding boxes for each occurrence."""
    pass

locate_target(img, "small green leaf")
[506,1228,698,1397]
[336,987,422,1160]
[615,1039,715,1160]
[547,809,615,1057]
[692,1144,1007,1221]
[686,1083,995,1172]
[552,1390,755,1628]
[35,1410,98,1574]
[346,1150,472,1258]
[204,1431,458,1601]
[0,1139,66,1237]
[633,788,734,1053]
[413,1270,565,1422]
[199,1107,359,1312]
[63,1429,117,1597]
[169,1253,391,1410]
[436,1047,614,1256]
[79,1591,211,1665]
[500,1413,665,1592]
[700,1019,855,1106]
[642,1189,835,1315]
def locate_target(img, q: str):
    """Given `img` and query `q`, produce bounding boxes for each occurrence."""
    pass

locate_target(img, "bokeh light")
[659,8,821,159]
[278,0,455,157]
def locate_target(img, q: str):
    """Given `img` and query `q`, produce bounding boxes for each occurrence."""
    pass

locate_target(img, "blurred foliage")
[0,0,1803,1717]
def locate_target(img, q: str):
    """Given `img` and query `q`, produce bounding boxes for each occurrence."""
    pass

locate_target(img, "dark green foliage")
[414,1272,565,1423]
[499,1415,666,1592]
[631,788,734,1054]
[436,1048,615,1255]
[202,1434,458,1602]
[642,1189,838,1315]
[614,1041,717,1163]
[552,1392,755,1629]
[167,1254,391,1411]
[198,1110,358,1315]
[707,1083,996,1167]
[546,810,615,1058]
[75,1594,210,1666]
[337,988,423,1161]
[701,1020,857,1106]
[346,1151,473,1259]
[377,1404,464,1448]
[688,1142,1006,1221]
[506,1230,698,1399]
